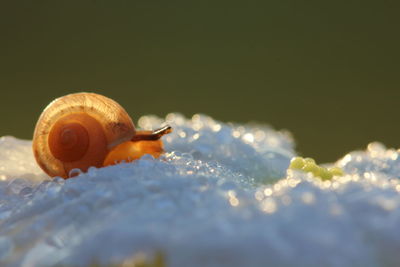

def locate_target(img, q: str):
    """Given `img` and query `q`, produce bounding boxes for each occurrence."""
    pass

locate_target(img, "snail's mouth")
[103,126,172,167]
[103,139,165,166]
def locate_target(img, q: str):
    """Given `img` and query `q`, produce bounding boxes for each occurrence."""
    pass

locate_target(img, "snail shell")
[33,93,135,178]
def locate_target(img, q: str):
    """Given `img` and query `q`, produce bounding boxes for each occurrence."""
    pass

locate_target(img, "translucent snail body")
[32,92,171,178]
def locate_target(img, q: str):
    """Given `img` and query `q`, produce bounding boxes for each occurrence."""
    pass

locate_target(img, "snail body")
[33,92,171,178]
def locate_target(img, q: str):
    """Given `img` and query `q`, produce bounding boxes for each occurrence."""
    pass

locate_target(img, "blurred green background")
[0,0,399,163]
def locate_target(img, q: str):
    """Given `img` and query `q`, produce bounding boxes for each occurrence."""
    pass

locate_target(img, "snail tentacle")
[131,125,172,142]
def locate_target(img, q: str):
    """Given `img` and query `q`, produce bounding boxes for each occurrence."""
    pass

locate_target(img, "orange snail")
[32,92,172,178]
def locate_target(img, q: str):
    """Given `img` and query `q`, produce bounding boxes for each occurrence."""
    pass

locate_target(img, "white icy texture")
[0,113,400,267]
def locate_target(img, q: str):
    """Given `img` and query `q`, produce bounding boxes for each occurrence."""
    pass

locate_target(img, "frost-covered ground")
[1,113,400,267]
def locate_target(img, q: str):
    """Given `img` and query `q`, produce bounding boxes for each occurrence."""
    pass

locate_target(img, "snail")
[32,92,172,178]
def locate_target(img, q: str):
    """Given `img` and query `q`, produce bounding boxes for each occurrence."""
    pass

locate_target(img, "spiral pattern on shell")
[32,92,136,178]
